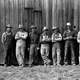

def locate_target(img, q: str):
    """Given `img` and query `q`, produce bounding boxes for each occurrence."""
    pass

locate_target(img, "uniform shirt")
[29,32,39,44]
[77,31,80,43]
[1,32,13,48]
[63,30,73,40]
[15,31,28,46]
[40,32,50,44]
[51,32,62,43]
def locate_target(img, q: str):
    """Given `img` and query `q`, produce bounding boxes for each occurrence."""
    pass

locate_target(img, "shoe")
[29,64,32,67]
[72,63,76,66]
[44,64,47,67]
[72,62,76,65]
[57,64,61,66]
[47,59,51,65]
[19,64,24,68]
[4,64,7,67]
[64,62,68,65]
[53,63,57,66]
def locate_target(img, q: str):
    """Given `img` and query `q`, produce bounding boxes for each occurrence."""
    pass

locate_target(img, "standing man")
[51,26,62,66]
[15,24,28,67]
[63,22,75,65]
[77,29,80,64]
[40,27,51,66]
[29,25,40,67]
[1,24,13,66]
[72,26,79,65]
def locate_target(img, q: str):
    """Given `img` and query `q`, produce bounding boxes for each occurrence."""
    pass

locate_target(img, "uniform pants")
[40,44,50,65]
[29,44,38,65]
[64,40,75,64]
[16,44,26,66]
[52,42,61,65]
[3,45,13,66]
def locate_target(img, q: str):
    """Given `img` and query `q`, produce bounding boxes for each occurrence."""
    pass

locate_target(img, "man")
[63,22,75,65]
[29,25,40,67]
[72,26,79,65]
[1,24,13,66]
[40,27,51,66]
[15,24,28,67]
[77,28,80,64]
[51,26,62,66]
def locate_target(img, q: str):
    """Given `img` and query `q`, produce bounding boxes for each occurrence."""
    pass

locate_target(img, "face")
[53,29,57,33]
[67,26,70,30]
[32,28,36,32]
[19,28,24,32]
[6,27,11,32]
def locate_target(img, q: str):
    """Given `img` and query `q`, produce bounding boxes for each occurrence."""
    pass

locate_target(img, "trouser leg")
[79,44,80,64]
[56,43,61,65]
[21,46,26,66]
[64,41,69,64]
[4,47,8,65]
[71,42,75,64]
[41,45,46,64]
[34,45,38,64]
[16,46,23,66]
[29,44,34,65]
[41,44,50,65]
[46,45,50,65]
[52,44,56,65]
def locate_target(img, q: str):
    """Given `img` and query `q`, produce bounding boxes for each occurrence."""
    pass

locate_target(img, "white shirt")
[77,31,80,43]
[52,33,62,42]
[15,31,28,46]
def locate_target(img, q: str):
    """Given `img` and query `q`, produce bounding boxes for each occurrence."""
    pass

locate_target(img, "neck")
[6,31,11,33]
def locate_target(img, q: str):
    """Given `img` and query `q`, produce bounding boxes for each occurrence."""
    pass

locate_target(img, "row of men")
[1,22,80,67]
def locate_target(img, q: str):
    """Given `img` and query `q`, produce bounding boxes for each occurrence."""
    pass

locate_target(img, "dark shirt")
[63,30,73,40]
[29,32,39,44]
[2,32,13,48]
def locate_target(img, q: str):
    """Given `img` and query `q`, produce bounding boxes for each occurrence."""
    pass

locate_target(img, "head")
[53,29,58,33]
[43,29,49,34]
[42,27,49,34]
[18,24,24,32]
[31,25,37,33]
[52,26,58,33]
[66,22,71,30]
[6,24,12,32]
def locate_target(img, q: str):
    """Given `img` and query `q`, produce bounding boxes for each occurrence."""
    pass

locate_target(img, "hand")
[37,47,39,50]
[28,48,30,51]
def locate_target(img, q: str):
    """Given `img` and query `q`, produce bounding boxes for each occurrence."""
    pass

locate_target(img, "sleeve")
[1,32,6,44]
[40,34,42,42]
[63,31,66,38]
[51,34,54,41]
[63,31,67,40]
[52,33,55,42]
[77,32,80,43]
[58,34,62,40]
[15,32,19,40]
[21,32,28,39]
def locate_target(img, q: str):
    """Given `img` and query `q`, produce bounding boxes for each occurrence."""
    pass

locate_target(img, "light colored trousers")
[40,44,50,65]
[52,42,61,65]
[16,41,26,66]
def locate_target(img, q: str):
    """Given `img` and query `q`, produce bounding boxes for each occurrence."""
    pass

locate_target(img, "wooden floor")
[0,65,80,80]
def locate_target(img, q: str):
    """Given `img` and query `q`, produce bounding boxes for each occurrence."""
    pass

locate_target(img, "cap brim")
[6,27,12,28]
[31,27,37,29]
